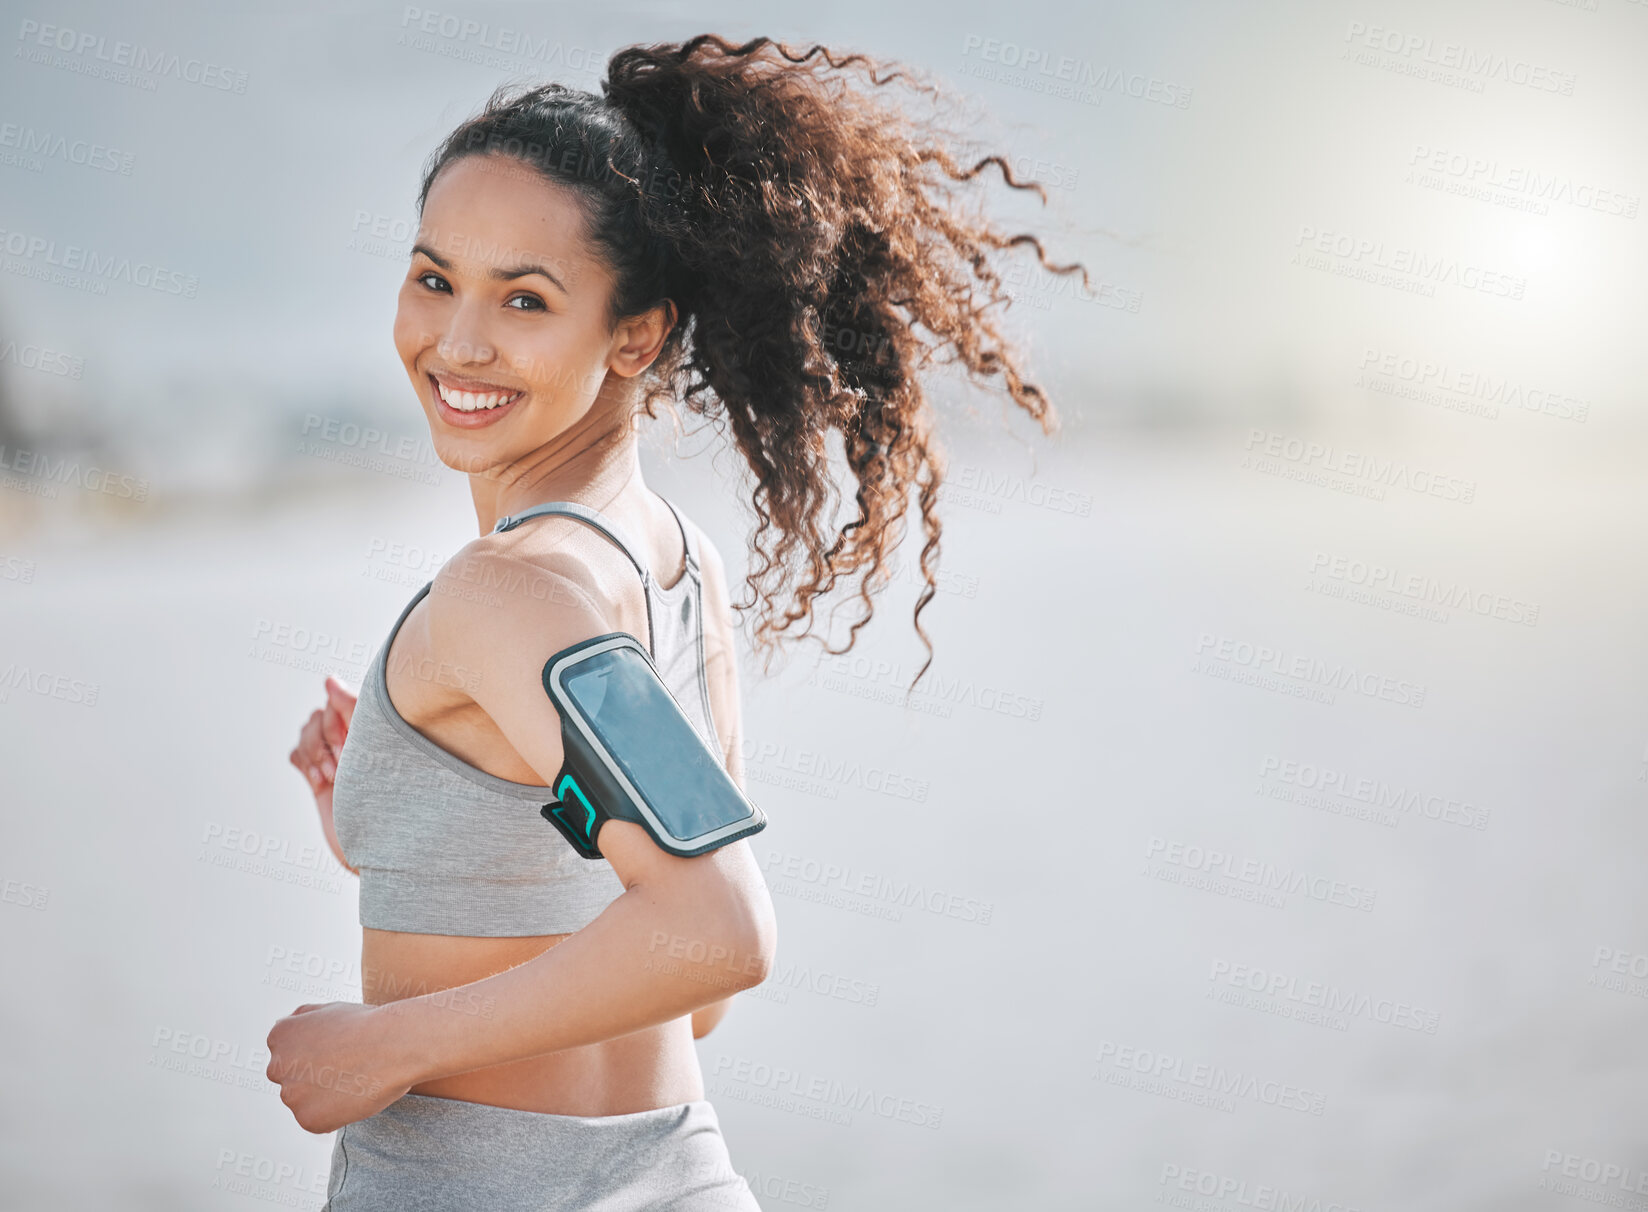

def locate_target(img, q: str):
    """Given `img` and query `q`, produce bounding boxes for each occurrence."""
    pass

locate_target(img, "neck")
[468,401,643,536]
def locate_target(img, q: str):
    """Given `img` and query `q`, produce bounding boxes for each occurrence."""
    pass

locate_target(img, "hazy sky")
[2,0,1644,463]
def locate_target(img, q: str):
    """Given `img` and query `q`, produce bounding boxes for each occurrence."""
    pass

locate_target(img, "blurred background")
[2,0,1646,1208]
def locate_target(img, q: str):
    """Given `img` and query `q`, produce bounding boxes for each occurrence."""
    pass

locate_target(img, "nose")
[436,303,497,368]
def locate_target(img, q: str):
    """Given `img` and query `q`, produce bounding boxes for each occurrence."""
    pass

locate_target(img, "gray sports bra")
[330,496,721,937]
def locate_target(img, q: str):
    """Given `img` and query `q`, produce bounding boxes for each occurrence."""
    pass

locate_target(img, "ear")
[608,299,677,378]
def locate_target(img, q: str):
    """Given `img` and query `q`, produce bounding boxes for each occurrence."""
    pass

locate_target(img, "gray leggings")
[323,1093,761,1211]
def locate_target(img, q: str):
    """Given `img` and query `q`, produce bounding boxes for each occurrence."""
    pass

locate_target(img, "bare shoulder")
[413,528,628,798]
[425,526,625,677]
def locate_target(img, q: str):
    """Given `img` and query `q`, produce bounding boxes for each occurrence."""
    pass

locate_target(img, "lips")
[426,372,527,428]
[429,372,524,412]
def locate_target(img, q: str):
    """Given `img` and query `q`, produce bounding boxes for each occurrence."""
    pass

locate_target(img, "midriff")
[360,927,705,1115]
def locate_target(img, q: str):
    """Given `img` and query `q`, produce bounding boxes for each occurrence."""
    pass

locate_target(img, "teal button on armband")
[543,775,603,859]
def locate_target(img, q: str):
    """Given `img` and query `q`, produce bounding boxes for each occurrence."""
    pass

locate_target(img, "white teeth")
[434,379,522,412]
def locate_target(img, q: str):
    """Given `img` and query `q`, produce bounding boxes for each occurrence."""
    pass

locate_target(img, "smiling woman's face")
[393,153,653,475]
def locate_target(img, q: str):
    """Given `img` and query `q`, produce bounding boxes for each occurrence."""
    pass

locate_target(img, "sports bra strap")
[492,499,661,658]
[659,495,699,573]
[492,500,653,586]
[492,495,697,583]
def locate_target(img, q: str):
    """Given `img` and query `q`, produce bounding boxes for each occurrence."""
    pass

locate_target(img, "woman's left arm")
[268,831,773,1132]
[386,821,774,1076]
[267,552,777,1133]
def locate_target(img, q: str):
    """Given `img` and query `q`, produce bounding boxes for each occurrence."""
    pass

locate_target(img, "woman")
[270,33,1079,1210]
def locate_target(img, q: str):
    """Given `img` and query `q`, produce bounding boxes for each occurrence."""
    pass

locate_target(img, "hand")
[290,675,357,793]
[266,1001,411,1134]
[289,677,359,872]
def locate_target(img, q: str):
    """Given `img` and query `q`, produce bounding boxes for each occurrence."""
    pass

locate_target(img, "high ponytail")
[416,35,1085,694]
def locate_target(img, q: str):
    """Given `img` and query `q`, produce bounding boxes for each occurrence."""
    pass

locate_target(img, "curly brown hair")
[417,34,1086,696]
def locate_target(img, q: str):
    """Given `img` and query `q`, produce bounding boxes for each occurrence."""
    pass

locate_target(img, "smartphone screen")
[560,647,756,843]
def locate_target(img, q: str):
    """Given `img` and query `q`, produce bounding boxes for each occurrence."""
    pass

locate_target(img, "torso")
[361,486,741,1116]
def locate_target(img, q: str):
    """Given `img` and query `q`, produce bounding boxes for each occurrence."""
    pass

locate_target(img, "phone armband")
[539,633,766,859]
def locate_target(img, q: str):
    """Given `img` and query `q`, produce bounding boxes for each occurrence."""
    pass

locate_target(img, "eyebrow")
[411,243,569,294]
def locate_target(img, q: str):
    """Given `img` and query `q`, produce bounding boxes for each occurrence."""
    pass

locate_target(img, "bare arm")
[384,832,770,1080]
[690,994,734,1039]
[372,551,776,1084]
